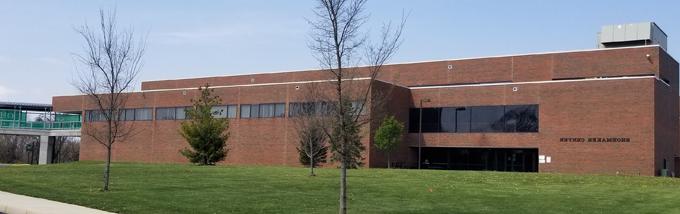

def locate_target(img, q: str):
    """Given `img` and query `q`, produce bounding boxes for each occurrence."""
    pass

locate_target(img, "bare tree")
[74,9,145,191]
[0,135,41,164]
[51,137,80,164]
[291,85,333,176]
[295,114,329,176]
[308,0,405,213]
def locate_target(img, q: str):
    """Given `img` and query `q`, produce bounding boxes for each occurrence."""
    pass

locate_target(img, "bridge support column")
[38,136,54,165]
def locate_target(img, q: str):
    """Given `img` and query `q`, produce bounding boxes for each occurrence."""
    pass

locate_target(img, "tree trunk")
[310,157,315,176]
[309,136,316,176]
[339,160,347,214]
[103,146,111,191]
[387,153,391,169]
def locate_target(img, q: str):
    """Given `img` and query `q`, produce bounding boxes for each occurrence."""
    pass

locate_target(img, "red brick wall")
[406,78,656,175]
[368,80,412,168]
[656,49,680,176]
[142,46,662,90]
[55,46,679,176]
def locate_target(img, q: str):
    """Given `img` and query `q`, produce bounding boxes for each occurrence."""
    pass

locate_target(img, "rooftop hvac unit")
[598,22,667,50]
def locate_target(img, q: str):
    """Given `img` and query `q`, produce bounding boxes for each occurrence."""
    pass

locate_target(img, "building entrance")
[420,147,538,172]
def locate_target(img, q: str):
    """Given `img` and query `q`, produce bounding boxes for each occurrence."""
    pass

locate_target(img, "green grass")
[0,162,679,214]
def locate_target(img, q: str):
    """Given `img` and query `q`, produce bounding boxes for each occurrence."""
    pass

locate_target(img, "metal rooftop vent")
[598,22,667,50]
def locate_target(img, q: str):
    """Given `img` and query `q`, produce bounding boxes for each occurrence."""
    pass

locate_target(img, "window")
[503,105,538,132]
[86,110,104,122]
[440,108,456,132]
[212,105,237,119]
[470,106,505,132]
[408,105,538,133]
[155,108,176,120]
[88,108,154,121]
[275,103,285,117]
[289,102,315,117]
[259,104,275,118]
[455,107,470,133]
[421,108,441,132]
[240,105,251,118]
[134,108,152,121]
[290,101,338,117]
[212,106,229,118]
[351,101,366,115]
[175,107,187,120]
[408,108,441,133]
[256,103,285,118]
[227,105,237,119]
[250,104,260,118]
[124,109,136,121]
[408,108,418,132]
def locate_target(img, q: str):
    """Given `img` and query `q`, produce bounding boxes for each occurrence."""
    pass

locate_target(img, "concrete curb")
[0,191,114,214]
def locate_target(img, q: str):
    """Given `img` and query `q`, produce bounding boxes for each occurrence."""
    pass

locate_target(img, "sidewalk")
[0,191,114,214]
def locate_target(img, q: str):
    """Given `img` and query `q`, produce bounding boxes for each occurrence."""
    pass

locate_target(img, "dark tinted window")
[470,106,505,132]
[440,108,456,132]
[455,107,470,133]
[504,105,538,132]
[409,104,538,133]
[408,108,419,132]
[421,108,441,132]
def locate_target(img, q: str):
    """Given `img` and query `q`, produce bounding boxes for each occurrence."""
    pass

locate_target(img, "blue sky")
[0,0,678,103]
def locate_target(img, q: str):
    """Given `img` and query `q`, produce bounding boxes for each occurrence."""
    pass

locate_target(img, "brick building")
[52,22,680,176]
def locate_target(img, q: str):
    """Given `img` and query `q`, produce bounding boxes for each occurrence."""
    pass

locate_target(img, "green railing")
[0,119,82,130]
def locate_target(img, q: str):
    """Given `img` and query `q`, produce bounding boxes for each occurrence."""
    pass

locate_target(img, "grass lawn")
[0,162,679,213]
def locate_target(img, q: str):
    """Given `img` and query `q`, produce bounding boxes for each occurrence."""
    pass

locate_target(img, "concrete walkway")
[0,191,114,214]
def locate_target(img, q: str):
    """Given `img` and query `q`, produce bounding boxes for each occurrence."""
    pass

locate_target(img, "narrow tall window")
[275,103,285,117]
[227,105,237,119]
[240,105,251,119]
[175,107,187,120]
[250,104,260,118]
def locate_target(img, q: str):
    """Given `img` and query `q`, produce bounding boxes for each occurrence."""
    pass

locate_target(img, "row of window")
[86,101,360,122]
[86,109,153,122]
[240,103,286,118]
[288,101,366,117]
[408,105,539,133]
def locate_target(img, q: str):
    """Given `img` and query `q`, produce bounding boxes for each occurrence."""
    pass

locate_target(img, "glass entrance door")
[420,147,538,172]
